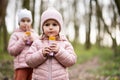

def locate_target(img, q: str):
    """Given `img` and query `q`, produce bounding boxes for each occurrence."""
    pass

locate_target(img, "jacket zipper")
[48,56,52,80]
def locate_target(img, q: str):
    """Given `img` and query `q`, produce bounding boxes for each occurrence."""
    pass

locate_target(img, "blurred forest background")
[0,0,120,80]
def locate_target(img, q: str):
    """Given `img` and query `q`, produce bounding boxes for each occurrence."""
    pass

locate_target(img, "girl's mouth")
[49,31,53,34]
[48,32,54,36]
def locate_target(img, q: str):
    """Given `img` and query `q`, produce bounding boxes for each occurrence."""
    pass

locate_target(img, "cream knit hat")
[18,9,32,24]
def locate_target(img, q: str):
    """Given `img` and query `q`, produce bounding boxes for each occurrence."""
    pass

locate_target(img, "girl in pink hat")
[26,7,77,80]
[7,9,39,80]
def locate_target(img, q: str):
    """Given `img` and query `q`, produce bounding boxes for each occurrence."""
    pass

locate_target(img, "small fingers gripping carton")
[49,36,56,56]
[25,31,32,45]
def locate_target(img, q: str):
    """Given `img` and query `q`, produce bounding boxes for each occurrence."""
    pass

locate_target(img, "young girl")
[26,7,77,80]
[7,9,39,80]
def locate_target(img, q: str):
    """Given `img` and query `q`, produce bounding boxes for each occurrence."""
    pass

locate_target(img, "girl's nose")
[25,21,28,24]
[49,24,53,29]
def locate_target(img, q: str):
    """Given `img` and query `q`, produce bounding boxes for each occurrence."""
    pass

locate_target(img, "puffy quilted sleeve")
[54,41,77,67]
[26,40,47,68]
[7,33,25,56]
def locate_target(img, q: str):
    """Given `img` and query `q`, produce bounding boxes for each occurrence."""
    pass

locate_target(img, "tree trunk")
[0,0,8,52]
[114,0,120,16]
[38,0,44,35]
[73,0,79,44]
[85,0,92,49]
[96,0,118,57]
[3,18,8,51]
[96,0,101,47]
[31,0,35,28]
[22,0,30,9]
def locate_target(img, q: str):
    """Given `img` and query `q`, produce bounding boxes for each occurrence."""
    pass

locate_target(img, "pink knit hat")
[41,7,63,32]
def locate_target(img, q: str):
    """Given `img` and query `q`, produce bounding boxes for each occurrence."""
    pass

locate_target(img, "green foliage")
[0,52,13,79]
[0,32,10,52]
[72,42,120,79]
[98,56,120,77]
[0,52,13,61]
[115,45,120,56]
[95,46,120,77]
[72,42,110,64]
[0,60,14,79]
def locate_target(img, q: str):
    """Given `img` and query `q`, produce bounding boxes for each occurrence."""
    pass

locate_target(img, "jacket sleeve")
[54,41,77,67]
[7,33,25,56]
[26,40,47,68]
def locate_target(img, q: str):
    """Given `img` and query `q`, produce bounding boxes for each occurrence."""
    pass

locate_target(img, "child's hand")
[22,35,28,42]
[42,47,51,57]
[49,42,59,54]
[23,33,33,45]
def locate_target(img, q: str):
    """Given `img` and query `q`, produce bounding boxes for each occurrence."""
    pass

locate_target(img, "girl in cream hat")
[8,9,39,80]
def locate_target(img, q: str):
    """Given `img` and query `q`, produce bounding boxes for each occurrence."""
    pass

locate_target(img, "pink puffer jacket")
[26,34,77,80]
[7,28,39,70]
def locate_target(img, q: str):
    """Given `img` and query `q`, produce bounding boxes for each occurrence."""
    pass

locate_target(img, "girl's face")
[19,17,32,31]
[43,19,60,37]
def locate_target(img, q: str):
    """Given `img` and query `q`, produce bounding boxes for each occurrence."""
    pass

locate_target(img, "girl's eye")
[53,23,57,26]
[21,19,25,22]
[45,23,50,26]
[27,20,30,22]
[21,19,30,23]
